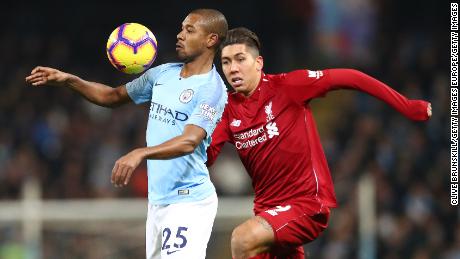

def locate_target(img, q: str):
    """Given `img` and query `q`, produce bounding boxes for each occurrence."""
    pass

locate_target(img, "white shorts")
[146,194,218,259]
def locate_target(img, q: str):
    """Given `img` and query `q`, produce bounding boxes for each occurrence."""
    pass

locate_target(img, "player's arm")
[140,124,206,159]
[25,66,131,107]
[111,124,206,187]
[326,69,431,120]
[283,69,432,121]
[206,109,232,167]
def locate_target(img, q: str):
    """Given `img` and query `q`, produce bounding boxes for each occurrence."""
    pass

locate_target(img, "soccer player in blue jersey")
[26,9,228,259]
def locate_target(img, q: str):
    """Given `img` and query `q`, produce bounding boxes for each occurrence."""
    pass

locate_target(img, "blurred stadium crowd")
[0,0,456,258]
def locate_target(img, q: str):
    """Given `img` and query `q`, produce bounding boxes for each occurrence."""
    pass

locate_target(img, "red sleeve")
[276,69,332,101]
[279,69,430,121]
[206,107,232,167]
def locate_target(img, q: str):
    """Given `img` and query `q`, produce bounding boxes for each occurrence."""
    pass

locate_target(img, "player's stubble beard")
[177,47,206,64]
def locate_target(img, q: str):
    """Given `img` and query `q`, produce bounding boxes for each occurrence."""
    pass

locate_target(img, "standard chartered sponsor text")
[235,133,268,149]
[234,125,268,149]
[234,125,265,140]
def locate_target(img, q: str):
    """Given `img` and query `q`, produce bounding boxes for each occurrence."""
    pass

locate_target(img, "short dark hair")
[190,9,228,47]
[219,27,261,55]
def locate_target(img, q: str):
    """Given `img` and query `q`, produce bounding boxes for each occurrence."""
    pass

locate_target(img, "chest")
[150,77,201,114]
[227,88,302,140]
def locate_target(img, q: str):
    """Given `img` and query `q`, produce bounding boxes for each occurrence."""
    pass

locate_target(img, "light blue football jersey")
[126,63,227,205]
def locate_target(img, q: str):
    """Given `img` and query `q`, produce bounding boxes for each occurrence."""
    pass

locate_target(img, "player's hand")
[111,148,145,187]
[25,66,71,87]
[427,103,432,117]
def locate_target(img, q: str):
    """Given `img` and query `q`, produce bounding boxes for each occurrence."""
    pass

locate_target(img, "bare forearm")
[138,135,198,160]
[110,137,195,187]
[110,125,206,186]
[25,66,130,108]
[66,75,128,108]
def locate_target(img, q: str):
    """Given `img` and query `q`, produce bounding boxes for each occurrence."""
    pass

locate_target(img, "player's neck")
[180,52,214,78]
[242,71,262,98]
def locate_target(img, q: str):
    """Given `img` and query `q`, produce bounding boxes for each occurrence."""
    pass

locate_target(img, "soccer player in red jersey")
[206,27,432,259]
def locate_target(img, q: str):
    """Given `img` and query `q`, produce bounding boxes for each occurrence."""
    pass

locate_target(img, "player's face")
[221,44,263,96]
[176,14,209,62]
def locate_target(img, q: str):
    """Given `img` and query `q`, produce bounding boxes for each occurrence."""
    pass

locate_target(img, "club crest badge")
[265,101,275,122]
[179,89,194,103]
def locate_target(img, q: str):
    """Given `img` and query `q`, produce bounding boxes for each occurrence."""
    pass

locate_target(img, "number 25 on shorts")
[162,226,188,254]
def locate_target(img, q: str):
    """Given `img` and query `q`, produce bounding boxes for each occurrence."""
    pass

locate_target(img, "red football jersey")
[207,69,429,213]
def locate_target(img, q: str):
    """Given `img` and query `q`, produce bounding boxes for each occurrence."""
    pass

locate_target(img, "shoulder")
[136,63,181,86]
[145,63,182,75]
[200,67,227,93]
[267,69,328,87]
[144,63,181,77]
[266,70,309,83]
[210,66,226,85]
[227,91,242,105]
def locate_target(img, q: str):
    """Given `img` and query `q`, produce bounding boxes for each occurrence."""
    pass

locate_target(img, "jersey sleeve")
[206,107,232,167]
[276,69,332,102]
[125,64,167,104]
[281,69,430,121]
[187,81,227,137]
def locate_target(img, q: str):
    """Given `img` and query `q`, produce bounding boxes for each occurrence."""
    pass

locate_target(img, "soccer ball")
[106,23,158,74]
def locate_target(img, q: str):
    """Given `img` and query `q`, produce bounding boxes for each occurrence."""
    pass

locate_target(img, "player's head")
[176,9,228,63]
[220,27,263,96]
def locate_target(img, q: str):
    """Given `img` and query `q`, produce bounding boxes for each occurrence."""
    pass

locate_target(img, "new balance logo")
[308,70,323,79]
[266,205,291,216]
[266,122,279,139]
[231,119,241,127]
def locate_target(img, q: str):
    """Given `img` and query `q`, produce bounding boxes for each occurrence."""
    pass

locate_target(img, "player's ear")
[207,33,219,48]
[256,56,264,71]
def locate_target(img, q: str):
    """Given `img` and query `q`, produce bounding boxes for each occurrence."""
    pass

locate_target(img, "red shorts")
[251,200,330,259]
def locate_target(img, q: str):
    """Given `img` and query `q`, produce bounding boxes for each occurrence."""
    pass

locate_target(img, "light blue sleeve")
[125,64,168,104]
[187,80,227,136]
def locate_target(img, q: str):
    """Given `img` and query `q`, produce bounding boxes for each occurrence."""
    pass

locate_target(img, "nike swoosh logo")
[166,250,179,255]
[154,82,163,86]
